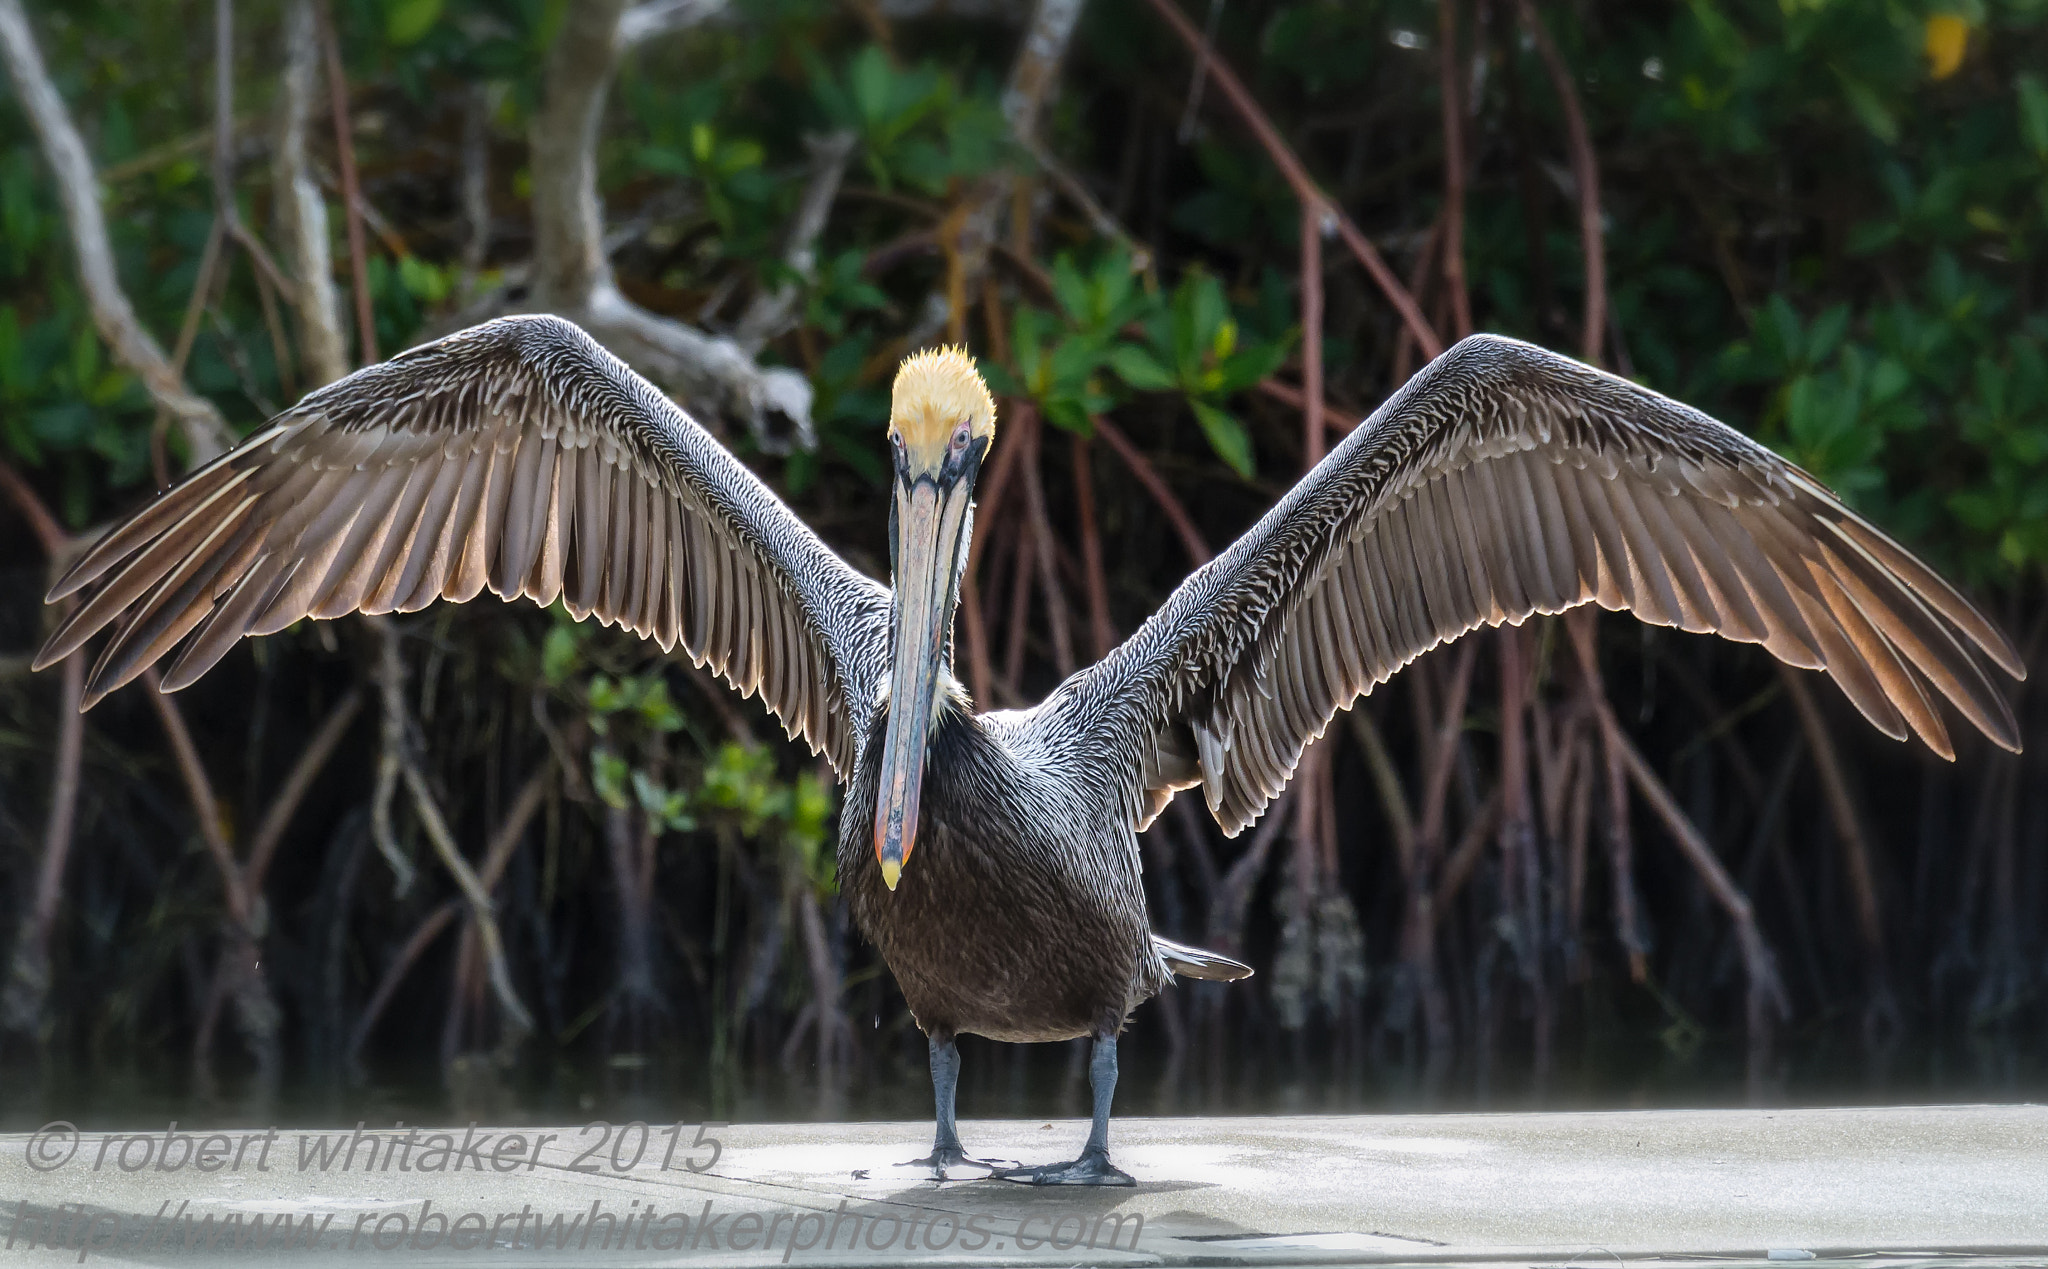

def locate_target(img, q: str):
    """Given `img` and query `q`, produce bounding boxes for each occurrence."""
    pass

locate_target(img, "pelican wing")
[37,315,890,774]
[1070,334,2024,837]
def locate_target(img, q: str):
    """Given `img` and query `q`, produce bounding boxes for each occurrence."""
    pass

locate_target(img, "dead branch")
[1514,0,1604,363]
[735,130,857,355]
[906,0,1086,348]
[1608,715,1789,1031]
[1255,378,1361,434]
[142,670,251,930]
[530,0,629,309]
[0,461,69,559]
[1414,639,1478,861]
[274,0,349,386]
[406,768,535,1041]
[518,0,814,451]
[1436,0,1473,339]
[619,0,729,44]
[1139,0,1442,359]
[1015,129,1153,268]
[1395,638,1475,1052]
[351,901,459,1061]
[244,689,364,891]
[140,668,283,1071]
[1300,202,1328,466]
[457,85,493,301]
[100,113,258,185]
[962,366,1028,707]
[1016,404,1076,675]
[1071,434,1116,659]
[370,637,418,895]
[1174,0,1225,141]
[210,0,296,312]
[153,218,227,488]
[313,0,376,363]
[249,244,297,401]
[1347,707,1415,870]
[1207,791,1292,955]
[1566,610,1646,976]
[791,885,853,1074]
[1091,415,1211,566]
[1565,613,1785,1031]
[369,617,535,1039]
[1433,786,1502,917]
[0,469,82,1036]
[1498,624,1541,971]
[349,761,551,1059]
[306,6,378,353]
[1780,666,1890,985]
[0,0,233,460]
[0,651,82,1037]
[876,0,1019,15]
[1390,207,1444,386]
[1001,525,1035,698]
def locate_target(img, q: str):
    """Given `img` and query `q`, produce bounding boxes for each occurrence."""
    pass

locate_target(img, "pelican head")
[873,346,996,891]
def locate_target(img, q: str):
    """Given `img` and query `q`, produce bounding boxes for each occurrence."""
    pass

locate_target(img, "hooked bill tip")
[880,858,901,891]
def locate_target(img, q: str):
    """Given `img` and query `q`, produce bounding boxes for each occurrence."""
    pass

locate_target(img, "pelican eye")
[950,421,971,453]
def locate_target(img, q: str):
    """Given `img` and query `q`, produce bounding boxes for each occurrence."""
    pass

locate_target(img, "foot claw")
[903,1145,1008,1181]
[996,1151,1135,1187]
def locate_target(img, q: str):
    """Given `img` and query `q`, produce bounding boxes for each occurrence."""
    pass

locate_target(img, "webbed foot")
[903,1144,1008,1181]
[996,1149,1135,1187]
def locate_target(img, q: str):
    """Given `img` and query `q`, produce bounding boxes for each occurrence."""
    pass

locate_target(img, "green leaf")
[385,0,443,46]
[2019,75,2048,160]
[1215,333,1296,393]
[1043,398,1093,434]
[849,46,894,127]
[1806,304,1849,365]
[587,673,629,715]
[635,678,686,733]
[1833,71,1897,145]
[1190,399,1254,478]
[541,625,579,685]
[1108,344,1176,391]
[592,750,631,810]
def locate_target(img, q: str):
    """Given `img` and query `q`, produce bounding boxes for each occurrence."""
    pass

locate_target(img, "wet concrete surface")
[1,1104,2042,1265]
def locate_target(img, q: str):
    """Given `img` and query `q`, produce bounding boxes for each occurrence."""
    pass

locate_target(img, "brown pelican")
[36,315,2022,1185]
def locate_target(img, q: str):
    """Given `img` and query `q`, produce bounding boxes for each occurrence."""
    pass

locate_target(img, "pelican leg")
[904,1034,1003,1180]
[999,1033,1136,1187]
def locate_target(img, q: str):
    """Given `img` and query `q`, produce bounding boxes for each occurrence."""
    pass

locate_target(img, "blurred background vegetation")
[0,0,2044,1128]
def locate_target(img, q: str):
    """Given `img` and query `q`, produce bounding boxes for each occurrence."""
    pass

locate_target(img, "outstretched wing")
[1061,334,2024,837]
[36,315,891,774]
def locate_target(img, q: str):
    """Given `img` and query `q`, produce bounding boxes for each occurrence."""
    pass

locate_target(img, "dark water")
[6,1006,2043,1133]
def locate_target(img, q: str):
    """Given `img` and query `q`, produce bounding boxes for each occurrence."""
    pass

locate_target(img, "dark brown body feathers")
[840,704,1170,1043]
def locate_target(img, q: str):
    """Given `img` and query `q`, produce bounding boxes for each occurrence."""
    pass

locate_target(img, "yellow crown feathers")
[890,346,996,455]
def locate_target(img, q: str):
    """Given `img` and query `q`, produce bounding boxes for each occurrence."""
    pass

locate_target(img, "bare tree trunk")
[457,85,493,300]
[273,0,349,387]
[0,0,232,460]
[530,0,627,309]
[1,653,83,1038]
[525,0,814,451]
[735,130,856,355]
[604,803,663,1038]
[369,617,535,1043]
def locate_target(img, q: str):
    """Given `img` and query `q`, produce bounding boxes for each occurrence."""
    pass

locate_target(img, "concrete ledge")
[2,1105,2043,1265]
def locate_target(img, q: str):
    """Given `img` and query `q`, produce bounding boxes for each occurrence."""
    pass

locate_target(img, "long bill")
[872,472,974,891]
